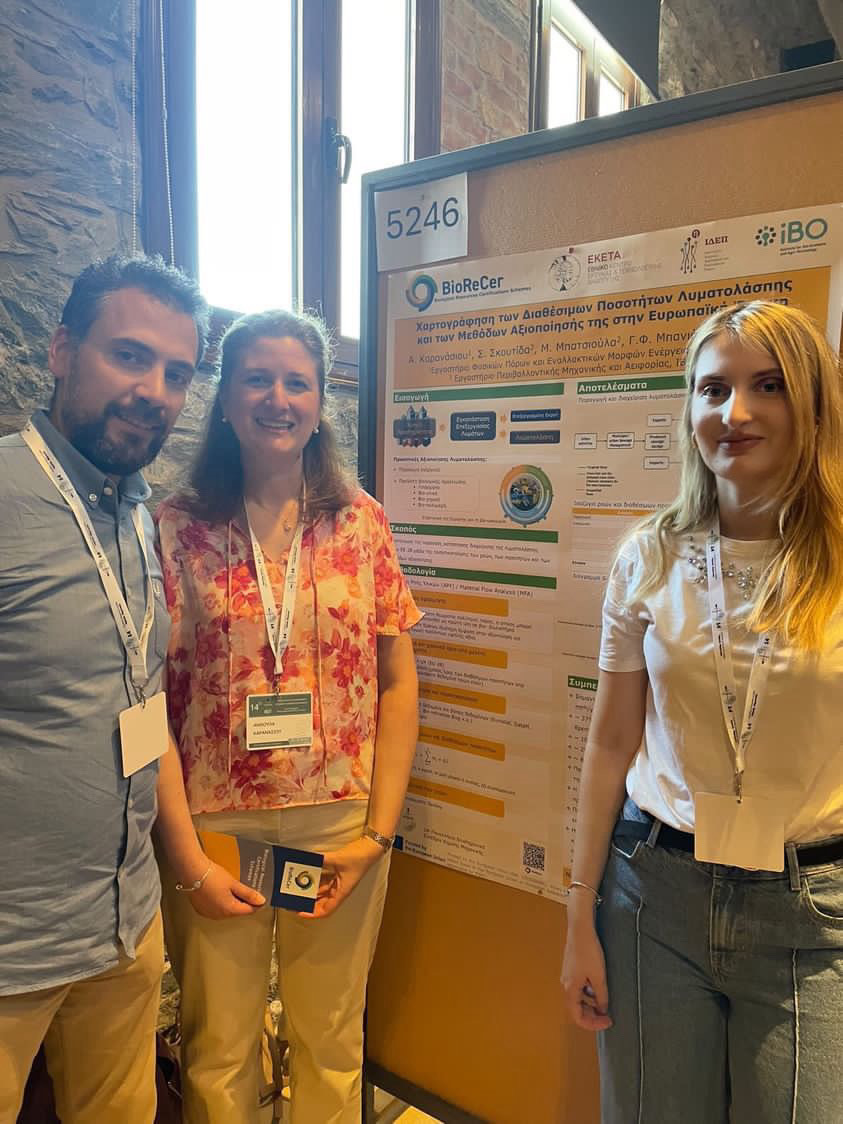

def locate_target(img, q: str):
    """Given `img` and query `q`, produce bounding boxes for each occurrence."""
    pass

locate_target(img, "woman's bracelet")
[175,864,212,893]
[363,825,394,852]
[568,879,603,906]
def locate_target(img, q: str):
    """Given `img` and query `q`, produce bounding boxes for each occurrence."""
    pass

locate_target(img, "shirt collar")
[29,410,152,508]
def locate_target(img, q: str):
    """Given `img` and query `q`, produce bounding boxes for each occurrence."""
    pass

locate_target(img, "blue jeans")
[596,798,843,1123]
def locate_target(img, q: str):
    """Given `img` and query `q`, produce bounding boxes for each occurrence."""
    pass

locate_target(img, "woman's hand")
[562,915,613,1032]
[300,836,385,920]
[186,862,266,920]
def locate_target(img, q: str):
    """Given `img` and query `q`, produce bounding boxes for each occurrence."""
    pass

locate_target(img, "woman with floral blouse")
[155,309,420,1124]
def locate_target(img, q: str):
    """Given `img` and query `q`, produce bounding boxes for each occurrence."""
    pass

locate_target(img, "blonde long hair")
[629,300,843,650]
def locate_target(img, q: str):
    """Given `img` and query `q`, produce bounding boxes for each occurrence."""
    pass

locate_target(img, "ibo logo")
[755,224,776,247]
[755,217,828,248]
[405,274,437,312]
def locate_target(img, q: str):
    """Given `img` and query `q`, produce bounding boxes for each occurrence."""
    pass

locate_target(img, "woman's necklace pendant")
[281,498,300,535]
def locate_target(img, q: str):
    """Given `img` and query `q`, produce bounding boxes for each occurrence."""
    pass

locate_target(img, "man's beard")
[59,398,169,476]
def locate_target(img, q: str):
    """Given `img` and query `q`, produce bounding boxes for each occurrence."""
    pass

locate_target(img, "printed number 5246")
[386,196,460,239]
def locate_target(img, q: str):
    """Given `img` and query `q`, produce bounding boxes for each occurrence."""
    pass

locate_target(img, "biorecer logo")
[405,274,438,312]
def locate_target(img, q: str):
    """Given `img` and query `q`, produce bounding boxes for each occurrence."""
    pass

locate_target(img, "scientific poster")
[383,204,842,899]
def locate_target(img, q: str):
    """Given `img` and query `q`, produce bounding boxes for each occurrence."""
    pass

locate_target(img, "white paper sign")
[119,690,169,778]
[374,172,468,272]
[694,792,785,871]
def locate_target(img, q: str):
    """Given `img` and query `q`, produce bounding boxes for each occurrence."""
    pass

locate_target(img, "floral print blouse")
[155,490,421,814]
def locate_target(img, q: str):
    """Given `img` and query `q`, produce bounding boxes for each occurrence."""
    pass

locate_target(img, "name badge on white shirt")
[694,792,784,871]
[246,691,313,752]
[119,690,169,778]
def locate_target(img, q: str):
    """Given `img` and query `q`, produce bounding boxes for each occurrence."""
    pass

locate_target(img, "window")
[195,2,295,315]
[598,70,625,116]
[339,2,411,338]
[547,23,582,128]
[194,0,410,342]
[143,1,441,380]
[532,0,642,129]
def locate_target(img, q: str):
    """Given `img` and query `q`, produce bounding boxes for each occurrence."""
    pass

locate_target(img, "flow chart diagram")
[573,412,680,469]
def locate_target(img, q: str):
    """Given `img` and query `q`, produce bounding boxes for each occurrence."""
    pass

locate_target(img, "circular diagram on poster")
[499,465,553,525]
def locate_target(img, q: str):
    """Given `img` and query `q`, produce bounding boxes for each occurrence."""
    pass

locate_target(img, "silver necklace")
[687,537,761,601]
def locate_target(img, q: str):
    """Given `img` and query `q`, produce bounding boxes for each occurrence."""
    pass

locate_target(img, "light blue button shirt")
[0,411,167,994]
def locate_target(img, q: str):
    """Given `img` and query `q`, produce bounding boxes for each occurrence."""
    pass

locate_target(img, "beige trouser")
[159,801,390,1124]
[0,911,164,1124]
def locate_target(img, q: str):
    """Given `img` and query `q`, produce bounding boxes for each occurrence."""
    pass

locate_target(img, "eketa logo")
[405,274,438,312]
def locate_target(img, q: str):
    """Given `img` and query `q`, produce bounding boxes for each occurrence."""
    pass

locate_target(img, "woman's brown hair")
[187,309,356,524]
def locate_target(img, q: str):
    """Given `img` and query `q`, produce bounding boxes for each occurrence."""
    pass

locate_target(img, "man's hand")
[300,836,386,920]
[184,862,265,920]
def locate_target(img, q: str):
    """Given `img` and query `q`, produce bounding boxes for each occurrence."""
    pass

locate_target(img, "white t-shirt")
[599,528,843,844]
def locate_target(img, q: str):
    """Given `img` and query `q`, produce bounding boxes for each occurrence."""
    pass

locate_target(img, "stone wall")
[440,0,532,152]
[439,0,837,150]
[0,0,358,507]
[0,0,134,434]
[659,0,834,100]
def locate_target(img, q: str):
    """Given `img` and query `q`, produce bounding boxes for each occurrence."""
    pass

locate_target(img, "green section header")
[577,375,685,395]
[393,381,564,404]
[403,563,556,589]
[392,523,558,544]
[568,675,598,691]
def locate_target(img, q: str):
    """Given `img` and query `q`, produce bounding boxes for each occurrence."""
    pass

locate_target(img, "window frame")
[333,0,415,361]
[140,0,199,277]
[531,0,643,130]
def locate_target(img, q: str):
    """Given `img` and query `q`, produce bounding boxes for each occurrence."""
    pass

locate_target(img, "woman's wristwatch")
[363,825,394,851]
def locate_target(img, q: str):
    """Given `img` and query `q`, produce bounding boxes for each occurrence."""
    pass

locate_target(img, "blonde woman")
[562,301,843,1122]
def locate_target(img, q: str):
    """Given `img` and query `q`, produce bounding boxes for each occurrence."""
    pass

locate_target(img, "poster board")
[360,63,843,1124]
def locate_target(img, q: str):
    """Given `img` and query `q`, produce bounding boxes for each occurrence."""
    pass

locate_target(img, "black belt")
[613,818,843,868]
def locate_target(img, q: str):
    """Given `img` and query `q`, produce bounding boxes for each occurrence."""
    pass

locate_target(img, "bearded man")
[0,257,259,1123]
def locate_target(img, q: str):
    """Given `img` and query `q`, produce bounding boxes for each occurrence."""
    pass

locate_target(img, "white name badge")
[119,691,169,778]
[246,692,313,752]
[694,792,785,871]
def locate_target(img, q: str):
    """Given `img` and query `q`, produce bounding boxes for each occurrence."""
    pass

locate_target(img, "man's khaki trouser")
[0,911,164,1124]
[159,800,390,1124]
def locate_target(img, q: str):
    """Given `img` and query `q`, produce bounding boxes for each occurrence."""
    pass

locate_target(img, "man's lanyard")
[21,421,155,703]
[245,504,304,690]
[704,520,774,801]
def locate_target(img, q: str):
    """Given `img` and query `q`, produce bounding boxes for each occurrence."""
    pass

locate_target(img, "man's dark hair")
[60,254,210,362]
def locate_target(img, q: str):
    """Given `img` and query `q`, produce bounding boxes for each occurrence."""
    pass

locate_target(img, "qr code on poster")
[522,841,546,871]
